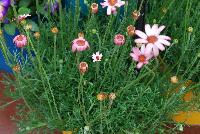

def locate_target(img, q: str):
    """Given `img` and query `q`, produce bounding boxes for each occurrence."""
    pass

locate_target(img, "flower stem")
[53,35,57,72]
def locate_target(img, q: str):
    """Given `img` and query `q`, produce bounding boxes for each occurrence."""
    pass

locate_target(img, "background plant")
[0,0,199,134]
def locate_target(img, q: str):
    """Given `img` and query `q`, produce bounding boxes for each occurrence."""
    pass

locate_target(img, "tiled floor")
[0,72,199,134]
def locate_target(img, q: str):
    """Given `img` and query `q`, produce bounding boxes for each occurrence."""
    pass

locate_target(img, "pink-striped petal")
[146,43,153,54]
[155,42,165,51]
[158,39,171,46]
[132,47,141,55]
[158,35,171,40]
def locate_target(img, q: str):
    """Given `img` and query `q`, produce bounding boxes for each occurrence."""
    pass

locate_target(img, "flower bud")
[51,27,59,34]
[170,76,178,84]
[91,3,98,14]
[97,92,107,101]
[132,10,140,20]
[79,62,88,74]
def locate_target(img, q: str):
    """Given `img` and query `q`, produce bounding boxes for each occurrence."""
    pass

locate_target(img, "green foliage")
[1,0,200,134]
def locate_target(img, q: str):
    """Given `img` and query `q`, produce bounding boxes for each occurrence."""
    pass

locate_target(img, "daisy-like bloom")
[114,34,125,46]
[135,24,171,57]
[0,0,11,21]
[13,35,27,48]
[18,14,31,21]
[92,52,103,62]
[79,62,88,74]
[100,0,125,15]
[72,37,90,52]
[130,45,152,69]
[91,3,98,14]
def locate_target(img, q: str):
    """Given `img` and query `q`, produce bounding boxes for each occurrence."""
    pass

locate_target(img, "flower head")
[114,34,125,46]
[13,35,27,48]
[72,37,90,52]
[135,24,171,57]
[100,0,125,15]
[34,32,40,39]
[0,0,11,21]
[91,3,98,14]
[79,62,88,74]
[92,52,103,62]
[130,45,152,69]
[12,64,20,72]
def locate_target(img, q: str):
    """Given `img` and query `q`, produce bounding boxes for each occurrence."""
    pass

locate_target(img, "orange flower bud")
[97,92,107,101]
[34,32,40,39]
[13,65,21,72]
[132,10,140,20]
[91,3,98,14]
[78,32,84,38]
[170,76,178,84]
[109,93,116,100]
[127,25,135,36]
[51,27,59,34]
[79,62,88,74]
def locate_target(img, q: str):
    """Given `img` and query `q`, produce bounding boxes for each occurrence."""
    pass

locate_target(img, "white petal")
[145,24,153,36]
[146,43,153,54]
[140,45,146,54]
[153,46,159,57]
[158,39,171,46]
[135,30,147,39]
[107,6,112,15]
[135,39,148,44]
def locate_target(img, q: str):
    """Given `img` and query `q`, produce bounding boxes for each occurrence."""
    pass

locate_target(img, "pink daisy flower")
[13,35,27,48]
[92,52,103,62]
[135,24,171,57]
[114,34,125,46]
[100,0,125,15]
[72,37,90,52]
[130,45,152,69]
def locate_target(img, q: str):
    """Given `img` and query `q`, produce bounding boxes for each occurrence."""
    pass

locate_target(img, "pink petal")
[137,62,144,69]
[153,46,159,57]
[155,42,165,51]
[135,38,148,44]
[130,53,138,61]
[100,2,109,8]
[158,39,171,46]
[132,47,141,55]
[158,35,171,40]
[72,44,77,52]
[135,30,147,39]
[145,24,153,36]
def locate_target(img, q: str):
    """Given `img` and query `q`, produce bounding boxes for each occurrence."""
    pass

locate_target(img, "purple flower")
[45,0,59,14]
[0,0,11,20]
